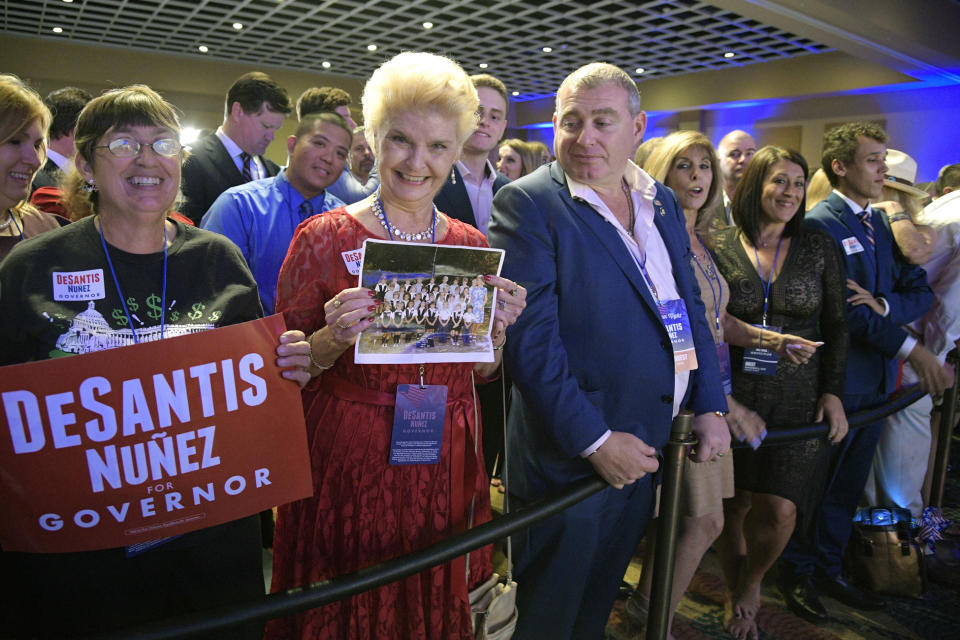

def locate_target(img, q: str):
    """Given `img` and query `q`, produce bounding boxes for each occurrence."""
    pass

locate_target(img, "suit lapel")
[207,136,244,186]
[550,164,662,317]
[829,193,878,286]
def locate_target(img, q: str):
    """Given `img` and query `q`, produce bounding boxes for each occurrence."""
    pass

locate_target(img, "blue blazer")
[434,164,510,230]
[804,192,933,396]
[487,163,727,500]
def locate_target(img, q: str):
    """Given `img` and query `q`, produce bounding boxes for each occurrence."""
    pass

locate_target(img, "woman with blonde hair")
[0,74,62,261]
[496,138,538,180]
[266,51,526,639]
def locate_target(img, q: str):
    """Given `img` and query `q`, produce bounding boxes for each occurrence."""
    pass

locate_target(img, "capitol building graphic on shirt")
[55,301,212,355]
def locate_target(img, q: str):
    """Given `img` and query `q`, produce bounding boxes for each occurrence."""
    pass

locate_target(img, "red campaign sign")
[0,315,313,553]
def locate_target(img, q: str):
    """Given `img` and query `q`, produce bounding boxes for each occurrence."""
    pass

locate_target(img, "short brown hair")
[821,122,887,187]
[224,72,291,118]
[470,74,508,106]
[296,86,352,120]
[732,145,809,246]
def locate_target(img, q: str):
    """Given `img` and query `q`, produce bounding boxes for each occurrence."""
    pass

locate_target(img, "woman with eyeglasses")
[0,85,312,638]
[0,74,63,262]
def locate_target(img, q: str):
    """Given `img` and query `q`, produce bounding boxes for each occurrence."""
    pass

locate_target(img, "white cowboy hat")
[884,149,930,200]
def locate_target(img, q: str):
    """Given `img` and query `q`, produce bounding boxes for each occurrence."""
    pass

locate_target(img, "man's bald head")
[718,129,757,197]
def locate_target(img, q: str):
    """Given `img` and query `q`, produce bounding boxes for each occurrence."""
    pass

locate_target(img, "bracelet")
[308,331,336,371]
[713,410,729,418]
[887,212,910,224]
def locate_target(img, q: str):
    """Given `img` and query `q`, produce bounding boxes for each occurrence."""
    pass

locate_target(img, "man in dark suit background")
[487,62,729,639]
[779,122,943,620]
[181,72,291,224]
[31,86,91,193]
[434,74,510,235]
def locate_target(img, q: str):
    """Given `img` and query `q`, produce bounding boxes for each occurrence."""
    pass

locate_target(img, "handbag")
[847,506,926,598]
[466,371,518,639]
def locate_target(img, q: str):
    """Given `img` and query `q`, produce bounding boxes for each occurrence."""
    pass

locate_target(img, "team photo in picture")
[354,239,504,364]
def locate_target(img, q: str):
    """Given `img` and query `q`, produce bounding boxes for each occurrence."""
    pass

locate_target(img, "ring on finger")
[498,299,506,310]
[335,319,349,330]
[333,297,342,309]
[509,287,519,297]
[717,451,725,457]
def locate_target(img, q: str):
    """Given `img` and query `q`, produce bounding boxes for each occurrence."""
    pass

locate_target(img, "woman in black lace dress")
[713,146,849,640]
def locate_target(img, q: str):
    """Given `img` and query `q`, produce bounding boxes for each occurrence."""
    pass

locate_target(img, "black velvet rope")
[102,384,927,639]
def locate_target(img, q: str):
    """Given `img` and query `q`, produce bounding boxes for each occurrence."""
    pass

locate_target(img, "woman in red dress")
[266,51,527,640]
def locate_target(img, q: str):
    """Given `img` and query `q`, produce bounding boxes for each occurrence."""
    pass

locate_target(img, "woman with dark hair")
[0,74,62,261]
[712,146,849,639]
[0,84,311,638]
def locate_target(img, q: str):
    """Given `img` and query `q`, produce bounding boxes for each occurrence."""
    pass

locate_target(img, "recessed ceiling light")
[198,45,209,53]
[422,21,433,29]
[232,22,243,30]
[542,46,553,53]
[724,51,735,58]
[52,27,63,33]
[321,61,331,68]
[511,91,519,96]
[62,0,73,3]
[180,127,201,146]
[635,67,645,74]
[479,63,489,69]
[367,44,377,51]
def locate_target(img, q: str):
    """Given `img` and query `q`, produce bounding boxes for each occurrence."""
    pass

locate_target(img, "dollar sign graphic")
[169,310,180,323]
[146,294,163,320]
[111,308,129,327]
[208,310,222,323]
[126,297,139,312]
[188,302,205,321]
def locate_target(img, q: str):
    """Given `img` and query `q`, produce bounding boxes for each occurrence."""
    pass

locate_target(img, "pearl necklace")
[370,190,437,242]
[0,210,13,230]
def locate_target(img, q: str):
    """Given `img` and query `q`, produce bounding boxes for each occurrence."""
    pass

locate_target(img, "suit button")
[661,394,673,404]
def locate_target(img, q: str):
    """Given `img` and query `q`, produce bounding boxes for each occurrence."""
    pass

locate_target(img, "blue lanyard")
[630,249,661,306]
[98,218,168,344]
[752,235,784,327]
[378,192,437,244]
[691,235,720,332]
[9,212,23,240]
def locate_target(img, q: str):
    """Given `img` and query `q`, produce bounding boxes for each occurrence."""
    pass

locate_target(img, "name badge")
[659,298,698,373]
[842,237,865,255]
[53,269,105,301]
[716,342,733,395]
[389,384,448,465]
[341,249,363,276]
[742,324,780,375]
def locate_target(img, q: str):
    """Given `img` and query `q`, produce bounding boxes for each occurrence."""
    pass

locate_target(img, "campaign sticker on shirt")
[743,324,780,375]
[341,249,363,276]
[389,384,448,465]
[52,269,105,301]
[659,298,698,373]
[842,236,865,255]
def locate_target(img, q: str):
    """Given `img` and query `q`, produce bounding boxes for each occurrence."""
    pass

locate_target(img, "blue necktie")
[857,209,876,250]
[298,201,313,221]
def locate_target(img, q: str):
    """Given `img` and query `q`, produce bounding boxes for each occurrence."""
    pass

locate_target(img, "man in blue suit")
[487,62,729,639]
[779,122,939,620]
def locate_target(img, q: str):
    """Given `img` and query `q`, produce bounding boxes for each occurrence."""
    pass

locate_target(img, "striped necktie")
[239,152,253,182]
[857,209,875,249]
[298,200,312,221]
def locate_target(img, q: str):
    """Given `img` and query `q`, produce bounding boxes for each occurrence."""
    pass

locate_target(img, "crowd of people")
[0,44,957,640]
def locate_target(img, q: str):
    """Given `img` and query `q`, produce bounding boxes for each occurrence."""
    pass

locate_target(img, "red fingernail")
[368,305,376,311]
[368,315,375,321]
[483,275,492,281]
[368,290,376,297]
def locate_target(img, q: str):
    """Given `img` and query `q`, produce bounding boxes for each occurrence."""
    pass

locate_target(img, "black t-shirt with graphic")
[0,216,263,366]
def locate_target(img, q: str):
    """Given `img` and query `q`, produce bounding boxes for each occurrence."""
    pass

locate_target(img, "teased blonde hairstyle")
[644,131,722,244]
[362,51,478,151]
[0,74,52,219]
[65,84,182,220]
[805,168,832,212]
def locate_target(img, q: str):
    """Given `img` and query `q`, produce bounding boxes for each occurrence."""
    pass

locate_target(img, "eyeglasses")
[96,138,182,158]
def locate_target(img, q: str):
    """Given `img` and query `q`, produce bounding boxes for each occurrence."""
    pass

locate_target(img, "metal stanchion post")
[647,410,696,640]
[930,349,960,507]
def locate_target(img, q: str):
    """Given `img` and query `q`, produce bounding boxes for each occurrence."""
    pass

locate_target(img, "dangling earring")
[81,180,98,193]
[450,168,456,185]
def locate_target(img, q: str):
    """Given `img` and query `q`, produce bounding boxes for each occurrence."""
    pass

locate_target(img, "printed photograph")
[354,239,504,364]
